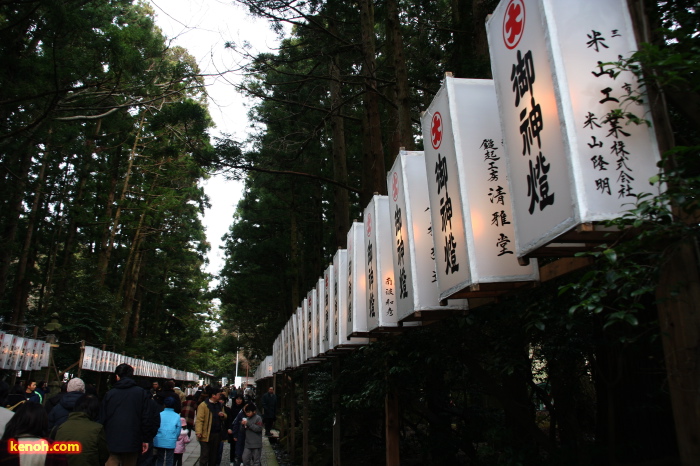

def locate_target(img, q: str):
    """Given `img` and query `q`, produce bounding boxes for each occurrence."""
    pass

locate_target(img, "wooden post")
[303,368,309,466]
[279,372,286,444]
[332,358,341,466]
[657,239,700,464]
[385,388,400,466]
[624,2,700,463]
[77,340,85,378]
[289,374,296,463]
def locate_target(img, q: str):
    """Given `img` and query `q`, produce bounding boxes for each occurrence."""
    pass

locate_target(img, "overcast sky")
[148,0,280,282]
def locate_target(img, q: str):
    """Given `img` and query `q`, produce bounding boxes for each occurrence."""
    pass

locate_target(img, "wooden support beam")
[539,257,594,282]
[289,375,296,463]
[385,389,400,466]
[303,368,309,466]
[332,359,341,466]
[278,373,286,447]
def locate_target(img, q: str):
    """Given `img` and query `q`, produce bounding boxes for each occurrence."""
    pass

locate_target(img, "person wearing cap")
[48,377,85,431]
[173,417,190,466]
[173,386,186,405]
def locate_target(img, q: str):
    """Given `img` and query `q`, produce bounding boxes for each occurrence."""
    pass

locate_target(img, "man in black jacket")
[101,363,160,466]
[261,387,277,437]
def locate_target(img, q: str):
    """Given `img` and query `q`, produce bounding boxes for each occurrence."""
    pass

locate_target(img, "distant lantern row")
[258,0,661,380]
[0,332,51,372]
[81,346,199,382]
[0,335,199,382]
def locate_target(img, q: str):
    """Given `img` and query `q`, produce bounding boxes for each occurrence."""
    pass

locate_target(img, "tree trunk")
[625,2,698,463]
[329,55,350,249]
[131,279,145,339]
[97,145,123,285]
[290,190,300,309]
[548,356,589,464]
[358,0,386,206]
[449,0,492,79]
[52,150,92,302]
[38,169,70,318]
[0,139,34,300]
[385,0,414,155]
[11,148,49,325]
[119,231,145,343]
[657,239,700,465]
[101,113,145,288]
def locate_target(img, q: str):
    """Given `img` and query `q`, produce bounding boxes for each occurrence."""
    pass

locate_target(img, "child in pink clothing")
[174,417,191,466]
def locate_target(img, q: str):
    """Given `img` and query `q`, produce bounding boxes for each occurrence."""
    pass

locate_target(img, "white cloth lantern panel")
[316,278,326,356]
[21,339,34,371]
[346,222,369,338]
[308,287,320,360]
[486,0,661,259]
[287,319,294,369]
[388,150,469,321]
[332,249,368,348]
[9,337,24,371]
[0,333,11,369]
[364,195,400,331]
[294,308,303,367]
[421,77,539,302]
[320,270,332,355]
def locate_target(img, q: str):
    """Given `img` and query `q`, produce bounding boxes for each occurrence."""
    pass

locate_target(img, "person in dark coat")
[45,383,66,415]
[48,378,85,431]
[23,381,41,404]
[54,394,109,466]
[101,363,160,466]
[260,387,277,437]
[226,395,244,463]
[229,410,246,466]
[4,384,25,411]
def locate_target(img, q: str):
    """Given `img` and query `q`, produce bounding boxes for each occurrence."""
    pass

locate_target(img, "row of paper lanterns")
[81,346,199,382]
[0,332,51,372]
[254,356,274,381]
[259,0,661,379]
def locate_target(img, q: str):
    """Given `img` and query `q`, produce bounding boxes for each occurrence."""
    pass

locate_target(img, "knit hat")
[66,378,85,393]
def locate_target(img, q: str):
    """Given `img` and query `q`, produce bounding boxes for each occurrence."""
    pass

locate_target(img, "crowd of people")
[0,365,278,466]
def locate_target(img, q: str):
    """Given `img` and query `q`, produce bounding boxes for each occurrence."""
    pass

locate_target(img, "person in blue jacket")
[153,397,181,466]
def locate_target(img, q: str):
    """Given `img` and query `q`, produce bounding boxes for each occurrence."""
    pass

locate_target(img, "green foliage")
[0,0,215,376]
[217,0,696,464]
[556,0,699,337]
